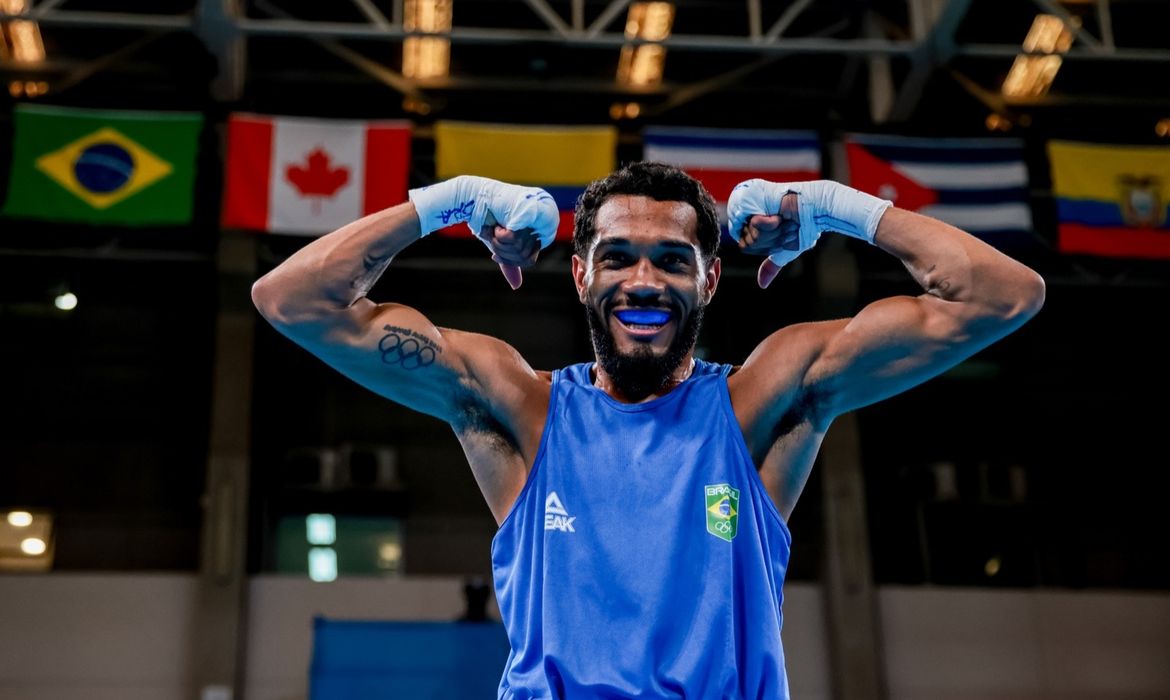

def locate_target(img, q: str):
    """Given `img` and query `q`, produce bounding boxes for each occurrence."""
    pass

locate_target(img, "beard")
[585,299,705,400]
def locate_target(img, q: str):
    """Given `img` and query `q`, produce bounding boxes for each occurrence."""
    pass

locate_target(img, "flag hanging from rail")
[433,121,618,241]
[642,126,822,242]
[1,104,202,226]
[1047,140,1170,259]
[221,113,412,236]
[844,134,1034,250]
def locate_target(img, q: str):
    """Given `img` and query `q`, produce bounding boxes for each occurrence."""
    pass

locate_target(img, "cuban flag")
[844,134,1034,249]
[643,127,822,242]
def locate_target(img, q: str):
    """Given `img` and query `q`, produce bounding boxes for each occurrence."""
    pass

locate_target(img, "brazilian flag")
[2,104,202,225]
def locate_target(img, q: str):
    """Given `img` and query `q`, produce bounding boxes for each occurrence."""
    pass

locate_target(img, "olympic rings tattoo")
[378,328,438,370]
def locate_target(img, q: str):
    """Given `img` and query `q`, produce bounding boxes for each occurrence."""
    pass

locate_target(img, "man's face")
[572,195,720,396]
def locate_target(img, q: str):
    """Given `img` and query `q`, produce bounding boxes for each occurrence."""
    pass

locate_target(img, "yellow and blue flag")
[1048,140,1170,259]
[1,104,202,225]
[434,121,617,240]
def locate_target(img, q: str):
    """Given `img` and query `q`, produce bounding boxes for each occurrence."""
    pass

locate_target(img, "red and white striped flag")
[221,113,411,235]
[642,126,822,241]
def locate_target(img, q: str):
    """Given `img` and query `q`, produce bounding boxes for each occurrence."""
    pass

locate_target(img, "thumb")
[499,263,523,290]
[757,258,783,289]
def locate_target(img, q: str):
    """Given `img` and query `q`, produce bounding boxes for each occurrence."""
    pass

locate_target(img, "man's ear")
[571,254,588,303]
[703,257,721,304]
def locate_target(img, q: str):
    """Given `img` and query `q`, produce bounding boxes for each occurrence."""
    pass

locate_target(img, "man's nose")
[623,259,666,300]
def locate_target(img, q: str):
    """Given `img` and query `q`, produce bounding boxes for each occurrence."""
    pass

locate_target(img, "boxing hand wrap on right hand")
[727,179,893,268]
[408,175,560,251]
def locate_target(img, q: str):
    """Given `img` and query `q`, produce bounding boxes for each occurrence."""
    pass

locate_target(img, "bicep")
[271,298,475,423]
[807,293,993,415]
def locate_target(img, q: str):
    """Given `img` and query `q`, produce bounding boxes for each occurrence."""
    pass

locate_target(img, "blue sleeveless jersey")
[491,359,792,699]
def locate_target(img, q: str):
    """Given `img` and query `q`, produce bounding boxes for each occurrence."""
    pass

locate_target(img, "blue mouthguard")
[615,309,671,325]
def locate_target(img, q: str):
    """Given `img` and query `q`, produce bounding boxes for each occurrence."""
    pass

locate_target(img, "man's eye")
[660,254,687,267]
[601,252,630,264]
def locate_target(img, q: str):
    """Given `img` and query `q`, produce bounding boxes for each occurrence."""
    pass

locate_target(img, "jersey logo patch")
[705,484,739,542]
[544,491,575,532]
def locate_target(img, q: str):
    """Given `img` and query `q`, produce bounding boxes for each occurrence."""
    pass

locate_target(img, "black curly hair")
[572,161,721,265]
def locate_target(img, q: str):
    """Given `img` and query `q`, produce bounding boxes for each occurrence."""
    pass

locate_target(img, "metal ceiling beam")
[762,0,814,42]
[586,0,631,39]
[1030,0,1105,52]
[522,0,572,37]
[888,0,973,122]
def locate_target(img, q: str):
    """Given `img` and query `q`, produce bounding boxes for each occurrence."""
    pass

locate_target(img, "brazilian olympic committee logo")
[705,483,739,542]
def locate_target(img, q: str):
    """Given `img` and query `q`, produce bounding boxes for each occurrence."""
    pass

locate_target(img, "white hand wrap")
[408,175,560,250]
[727,179,893,267]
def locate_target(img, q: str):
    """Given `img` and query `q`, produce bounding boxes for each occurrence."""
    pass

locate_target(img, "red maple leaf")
[285,147,350,203]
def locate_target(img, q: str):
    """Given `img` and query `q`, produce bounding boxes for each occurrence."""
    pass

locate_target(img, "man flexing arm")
[724,179,1046,519]
[250,176,559,522]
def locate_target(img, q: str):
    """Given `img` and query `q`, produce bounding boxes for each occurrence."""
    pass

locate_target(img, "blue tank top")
[491,359,792,699]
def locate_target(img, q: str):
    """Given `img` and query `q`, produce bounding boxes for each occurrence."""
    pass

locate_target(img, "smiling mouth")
[613,308,673,336]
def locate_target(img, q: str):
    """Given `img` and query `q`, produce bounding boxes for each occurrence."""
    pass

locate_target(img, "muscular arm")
[251,202,544,436]
[803,207,1046,417]
[732,205,1044,517]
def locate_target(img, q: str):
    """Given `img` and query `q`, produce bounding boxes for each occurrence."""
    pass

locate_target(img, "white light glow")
[20,537,46,556]
[6,511,33,527]
[54,292,78,310]
[306,513,336,545]
[308,547,337,582]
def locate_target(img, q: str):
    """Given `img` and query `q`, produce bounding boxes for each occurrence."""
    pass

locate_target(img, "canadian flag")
[221,113,411,235]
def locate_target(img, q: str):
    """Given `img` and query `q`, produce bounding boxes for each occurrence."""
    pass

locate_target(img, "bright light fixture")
[54,292,77,311]
[403,0,451,80]
[306,513,336,546]
[617,2,675,89]
[6,511,33,527]
[20,537,47,556]
[308,547,338,582]
[1001,14,1077,99]
[0,0,46,64]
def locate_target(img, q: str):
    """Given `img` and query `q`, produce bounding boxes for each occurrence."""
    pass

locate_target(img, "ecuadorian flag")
[434,121,617,241]
[1,104,202,225]
[1048,141,1170,259]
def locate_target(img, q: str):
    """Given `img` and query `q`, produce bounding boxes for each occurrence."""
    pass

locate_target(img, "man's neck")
[591,356,697,404]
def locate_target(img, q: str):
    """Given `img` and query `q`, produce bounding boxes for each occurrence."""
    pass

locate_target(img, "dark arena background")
[1,1,1169,699]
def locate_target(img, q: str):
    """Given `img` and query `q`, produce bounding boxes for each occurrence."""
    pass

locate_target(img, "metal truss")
[2,0,1169,119]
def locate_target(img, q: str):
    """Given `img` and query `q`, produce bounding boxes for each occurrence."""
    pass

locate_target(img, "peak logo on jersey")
[705,484,739,542]
[544,492,575,532]
[35,127,173,209]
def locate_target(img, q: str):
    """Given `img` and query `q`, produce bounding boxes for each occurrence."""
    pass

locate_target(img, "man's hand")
[734,191,802,289]
[727,178,892,289]
[474,185,558,290]
[727,179,821,289]
[409,175,559,290]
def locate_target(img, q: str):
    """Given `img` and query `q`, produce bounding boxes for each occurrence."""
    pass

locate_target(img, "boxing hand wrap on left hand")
[727,179,893,267]
[408,175,559,250]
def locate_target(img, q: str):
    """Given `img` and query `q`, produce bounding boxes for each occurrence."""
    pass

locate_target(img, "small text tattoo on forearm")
[378,325,440,370]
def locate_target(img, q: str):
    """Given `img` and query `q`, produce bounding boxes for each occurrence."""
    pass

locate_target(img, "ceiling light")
[1155,119,1170,138]
[617,2,675,89]
[54,292,78,311]
[6,511,33,527]
[403,0,451,80]
[20,537,47,556]
[1,0,46,64]
[1002,14,1077,99]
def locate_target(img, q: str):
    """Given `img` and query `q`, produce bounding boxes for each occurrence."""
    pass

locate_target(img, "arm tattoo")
[350,251,394,304]
[378,324,441,370]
